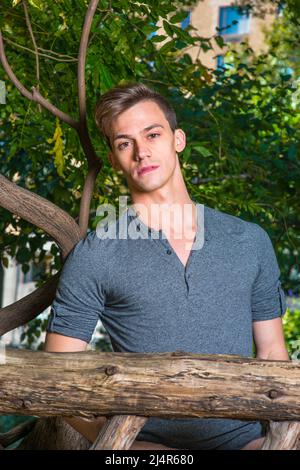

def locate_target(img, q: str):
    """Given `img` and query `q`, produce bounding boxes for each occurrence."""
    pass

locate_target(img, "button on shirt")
[47,203,287,449]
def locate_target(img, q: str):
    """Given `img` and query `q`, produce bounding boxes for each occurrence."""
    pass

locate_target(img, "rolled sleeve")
[251,226,287,322]
[47,233,105,343]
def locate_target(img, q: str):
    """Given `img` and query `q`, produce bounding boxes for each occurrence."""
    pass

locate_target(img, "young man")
[45,83,289,450]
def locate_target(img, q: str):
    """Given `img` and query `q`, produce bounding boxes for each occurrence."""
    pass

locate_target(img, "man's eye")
[148,133,160,139]
[118,141,130,150]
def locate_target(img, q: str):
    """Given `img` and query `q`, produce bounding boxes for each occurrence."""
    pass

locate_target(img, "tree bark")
[0,271,60,336]
[90,415,148,450]
[0,175,81,260]
[262,421,300,450]
[1,348,300,421]
[18,417,90,450]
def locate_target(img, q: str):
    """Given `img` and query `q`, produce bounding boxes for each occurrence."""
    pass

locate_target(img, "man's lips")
[137,165,159,176]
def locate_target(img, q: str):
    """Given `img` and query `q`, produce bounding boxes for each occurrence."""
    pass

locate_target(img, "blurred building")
[179,0,282,69]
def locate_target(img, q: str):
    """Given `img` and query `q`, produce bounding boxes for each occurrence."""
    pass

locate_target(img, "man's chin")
[129,180,163,193]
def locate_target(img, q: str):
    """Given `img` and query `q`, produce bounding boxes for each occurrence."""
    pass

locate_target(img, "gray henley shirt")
[47,202,287,450]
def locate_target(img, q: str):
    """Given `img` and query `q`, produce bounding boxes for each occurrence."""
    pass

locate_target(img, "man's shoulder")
[71,211,129,254]
[204,204,263,241]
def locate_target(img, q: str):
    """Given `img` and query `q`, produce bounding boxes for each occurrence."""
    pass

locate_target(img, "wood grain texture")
[262,421,300,450]
[90,415,147,450]
[1,348,300,422]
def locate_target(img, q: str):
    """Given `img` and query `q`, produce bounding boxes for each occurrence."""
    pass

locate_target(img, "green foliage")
[283,305,300,356]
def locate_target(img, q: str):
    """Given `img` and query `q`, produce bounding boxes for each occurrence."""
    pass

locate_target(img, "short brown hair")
[94,83,177,148]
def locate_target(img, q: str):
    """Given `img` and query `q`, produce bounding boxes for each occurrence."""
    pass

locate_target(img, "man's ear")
[174,128,186,153]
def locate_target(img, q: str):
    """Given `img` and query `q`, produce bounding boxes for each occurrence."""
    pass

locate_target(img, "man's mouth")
[137,165,159,176]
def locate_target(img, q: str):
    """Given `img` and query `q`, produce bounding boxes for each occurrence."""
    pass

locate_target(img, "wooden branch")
[79,161,102,235]
[2,36,78,61]
[0,30,79,129]
[0,174,81,259]
[78,0,99,129]
[76,0,102,233]
[77,0,101,160]
[90,415,147,450]
[1,349,300,422]
[77,0,102,168]
[262,421,300,450]
[0,418,37,448]
[0,30,33,101]
[22,0,41,112]
[17,417,90,450]
[0,271,60,336]
[31,87,79,129]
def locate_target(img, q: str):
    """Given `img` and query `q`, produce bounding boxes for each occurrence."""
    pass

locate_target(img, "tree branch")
[77,0,101,162]
[0,271,60,336]
[79,163,102,236]
[0,175,82,259]
[2,36,78,62]
[0,30,79,129]
[77,0,102,233]
[262,421,300,450]
[90,415,147,450]
[78,0,99,131]
[22,0,41,112]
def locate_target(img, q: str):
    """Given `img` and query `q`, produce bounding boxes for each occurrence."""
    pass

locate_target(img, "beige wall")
[189,0,277,68]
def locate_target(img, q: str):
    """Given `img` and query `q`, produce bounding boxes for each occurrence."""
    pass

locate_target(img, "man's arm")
[44,332,88,352]
[44,332,107,442]
[253,317,290,361]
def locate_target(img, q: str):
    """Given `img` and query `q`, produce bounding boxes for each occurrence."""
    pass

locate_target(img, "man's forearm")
[256,347,290,361]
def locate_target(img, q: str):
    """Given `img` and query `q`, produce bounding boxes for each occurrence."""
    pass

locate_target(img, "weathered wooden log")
[90,415,148,450]
[1,348,300,422]
[262,421,300,450]
[18,417,90,450]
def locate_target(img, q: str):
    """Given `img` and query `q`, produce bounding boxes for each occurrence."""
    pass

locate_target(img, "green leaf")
[99,63,114,91]
[163,20,174,37]
[151,35,167,43]
[159,40,175,54]
[28,0,44,10]
[169,11,190,24]
[215,35,225,49]
[182,146,191,162]
[193,145,212,157]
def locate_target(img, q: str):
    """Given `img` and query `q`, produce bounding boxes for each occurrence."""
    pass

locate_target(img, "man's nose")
[133,140,151,160]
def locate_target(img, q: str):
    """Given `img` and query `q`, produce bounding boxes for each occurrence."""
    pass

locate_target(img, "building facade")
[183,0,280,68]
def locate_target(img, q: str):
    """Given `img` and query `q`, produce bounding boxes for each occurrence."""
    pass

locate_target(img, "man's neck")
[131,195,197,238]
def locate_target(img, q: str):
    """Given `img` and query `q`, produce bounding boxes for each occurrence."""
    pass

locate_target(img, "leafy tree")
[0,0,299,448]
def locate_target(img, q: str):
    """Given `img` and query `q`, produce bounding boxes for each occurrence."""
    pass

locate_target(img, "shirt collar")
[126,202,212,242]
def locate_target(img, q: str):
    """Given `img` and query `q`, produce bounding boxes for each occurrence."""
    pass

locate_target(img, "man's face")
[108,100,186,194]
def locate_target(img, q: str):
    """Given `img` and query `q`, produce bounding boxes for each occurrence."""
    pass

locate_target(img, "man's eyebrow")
[113,124,164,142]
